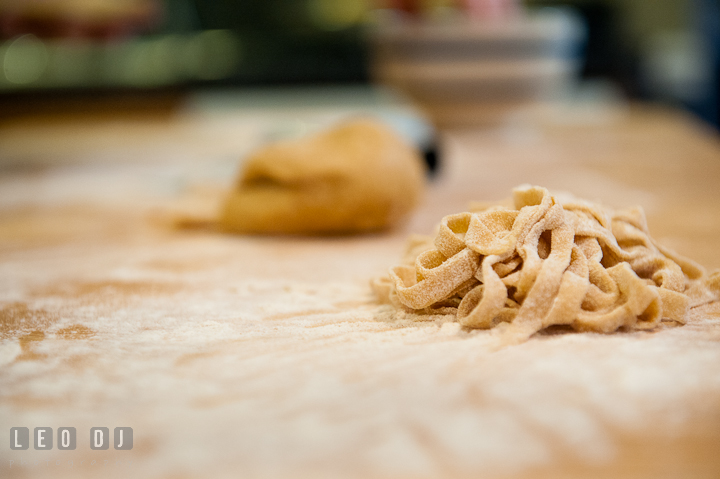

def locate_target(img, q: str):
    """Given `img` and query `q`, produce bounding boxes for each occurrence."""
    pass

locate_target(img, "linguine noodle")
[373,185,720,343]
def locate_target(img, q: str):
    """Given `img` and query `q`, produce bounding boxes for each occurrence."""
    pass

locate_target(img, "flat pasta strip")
[372,185,720,343]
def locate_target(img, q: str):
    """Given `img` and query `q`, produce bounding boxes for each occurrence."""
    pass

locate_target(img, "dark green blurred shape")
[0,0,369,93]
[188,0,368,85]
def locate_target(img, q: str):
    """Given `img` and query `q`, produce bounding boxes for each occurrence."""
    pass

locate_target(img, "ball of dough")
[220,119,426,234]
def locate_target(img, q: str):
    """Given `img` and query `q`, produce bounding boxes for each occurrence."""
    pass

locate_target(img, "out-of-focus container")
[369,8,585,126]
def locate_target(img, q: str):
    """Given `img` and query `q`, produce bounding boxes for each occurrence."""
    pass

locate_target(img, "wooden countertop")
[1,94,719,479]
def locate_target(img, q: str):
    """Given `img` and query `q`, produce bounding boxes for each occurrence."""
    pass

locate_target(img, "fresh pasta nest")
[373,185,720,342]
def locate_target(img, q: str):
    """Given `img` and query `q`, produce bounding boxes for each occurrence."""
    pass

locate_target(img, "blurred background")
[0,0,718,129]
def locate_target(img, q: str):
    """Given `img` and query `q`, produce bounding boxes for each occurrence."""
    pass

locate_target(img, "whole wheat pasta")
[372,185,720,343]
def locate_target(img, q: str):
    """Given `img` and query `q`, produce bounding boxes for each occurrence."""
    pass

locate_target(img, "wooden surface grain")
[1,95,719,479]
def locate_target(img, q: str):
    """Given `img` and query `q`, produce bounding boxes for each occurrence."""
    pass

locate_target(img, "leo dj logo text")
[10,427,133,450]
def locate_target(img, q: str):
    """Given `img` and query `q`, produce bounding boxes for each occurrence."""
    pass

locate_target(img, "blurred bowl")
[369,8,585,126]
